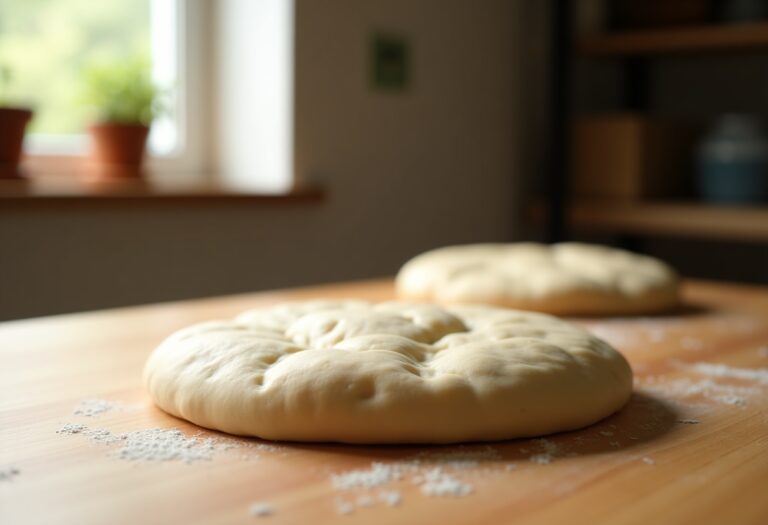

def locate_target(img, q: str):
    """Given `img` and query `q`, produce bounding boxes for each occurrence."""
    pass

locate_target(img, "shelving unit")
[544,5,768,245]
[580,21,768,56]
[567,201,768,243]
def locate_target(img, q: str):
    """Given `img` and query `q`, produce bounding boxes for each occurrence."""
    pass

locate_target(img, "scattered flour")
[599,430,614,437]
[378,490,402,507]
[639,377,758,407]
[715,395,748,407]
[688,362,768,385]
[57,423,235,463]
[117,429,218,463]
[331,462,405,491]
[528,454,553,465]
[356,495,374,508]
[528,438,561,465]
[73,399,120,417]
[0,466,20,482]
[330,445,501,496]
[249,502,274,517]
[329,445,509,513]
[418,468,473,497]
[57,423,123,444]
[641,457,655,465]
[757,346,768,358]
[335,500,355,515]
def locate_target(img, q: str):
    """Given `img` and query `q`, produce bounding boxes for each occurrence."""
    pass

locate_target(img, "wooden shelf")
[580,22,768,56]
[565,200,768,242]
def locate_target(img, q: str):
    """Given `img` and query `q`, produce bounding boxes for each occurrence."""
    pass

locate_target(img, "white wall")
[0,0,524,320]
[294,0,521,233]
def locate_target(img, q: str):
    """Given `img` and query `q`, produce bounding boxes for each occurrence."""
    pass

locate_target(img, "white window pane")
[0,0,179,155]
[149,0,179,155]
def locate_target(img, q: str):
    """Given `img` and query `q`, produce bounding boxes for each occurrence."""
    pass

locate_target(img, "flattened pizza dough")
[396,243,679,315]
[144,301,632,443]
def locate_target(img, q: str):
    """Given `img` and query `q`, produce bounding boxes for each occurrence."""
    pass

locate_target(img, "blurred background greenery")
[0,0,149,134]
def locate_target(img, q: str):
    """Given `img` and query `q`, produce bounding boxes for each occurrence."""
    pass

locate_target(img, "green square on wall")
[370,34,409,91]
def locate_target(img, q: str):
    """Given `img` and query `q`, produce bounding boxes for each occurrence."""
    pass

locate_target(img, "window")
[0,0,197,163]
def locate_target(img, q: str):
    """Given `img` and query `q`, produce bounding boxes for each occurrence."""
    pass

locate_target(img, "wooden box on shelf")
[571,113,698,201]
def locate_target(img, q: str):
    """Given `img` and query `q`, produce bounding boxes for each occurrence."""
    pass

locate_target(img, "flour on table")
[331,462,406,491]
[378,490,402,507]
[117,429,219,463]
[641,457,655,465]
[638,376,759,407]
[417,468,473,497]
[249,502,274,517]
[73,399,122,417]
[688,362,768,384]
[527,438,562,465]
[0,466,20,482]
[329,446,506,513]
[335,500,355,515]
[57,423,240,463]
[327,441,568,514]
[355,495,374,508]
[57,423,124,444]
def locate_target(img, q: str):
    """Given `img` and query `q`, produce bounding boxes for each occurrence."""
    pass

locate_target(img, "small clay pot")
[88,122,149,178]
[0,107,33,178]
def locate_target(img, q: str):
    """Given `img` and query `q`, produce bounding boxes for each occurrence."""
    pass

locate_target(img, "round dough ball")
[396,243,679,316]
[144,301,632,444]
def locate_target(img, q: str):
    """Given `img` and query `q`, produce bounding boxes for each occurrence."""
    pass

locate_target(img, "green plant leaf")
[0,64,11,106]
[81,56,161,125]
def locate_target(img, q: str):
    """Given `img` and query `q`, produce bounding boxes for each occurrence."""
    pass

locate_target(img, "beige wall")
[0,0,523,321]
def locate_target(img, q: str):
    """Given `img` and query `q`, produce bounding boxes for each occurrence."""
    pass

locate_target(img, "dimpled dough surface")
[144,301,632,443]
[396,243,680,315]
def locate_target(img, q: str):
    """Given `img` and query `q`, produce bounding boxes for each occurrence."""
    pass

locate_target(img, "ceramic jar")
[696,114,768,204]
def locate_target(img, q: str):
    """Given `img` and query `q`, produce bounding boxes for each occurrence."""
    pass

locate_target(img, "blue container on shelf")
[696,114,768,204]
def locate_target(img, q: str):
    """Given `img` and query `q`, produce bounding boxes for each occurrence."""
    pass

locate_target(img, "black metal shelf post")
[547,0,574,243]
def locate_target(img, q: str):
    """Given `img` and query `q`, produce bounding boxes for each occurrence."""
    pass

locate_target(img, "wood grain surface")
[1,278,767,525]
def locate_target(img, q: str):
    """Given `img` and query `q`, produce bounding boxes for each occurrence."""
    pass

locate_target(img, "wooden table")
[2,279,768,525]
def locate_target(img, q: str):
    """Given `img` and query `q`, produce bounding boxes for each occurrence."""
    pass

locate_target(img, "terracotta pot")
[0,107,33,178]
[88,122,149,177]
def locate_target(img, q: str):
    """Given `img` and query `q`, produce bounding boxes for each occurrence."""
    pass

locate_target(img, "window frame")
[21,0,210,181]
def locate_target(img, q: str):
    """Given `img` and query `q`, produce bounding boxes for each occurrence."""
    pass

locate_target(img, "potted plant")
[82,57,160,178]
[0,65,34,179]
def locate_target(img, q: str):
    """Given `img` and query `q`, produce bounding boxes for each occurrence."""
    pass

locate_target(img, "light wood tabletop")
[2,278,767,525]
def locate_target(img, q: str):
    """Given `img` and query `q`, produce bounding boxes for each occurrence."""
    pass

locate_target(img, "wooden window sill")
[0,176,325,204]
